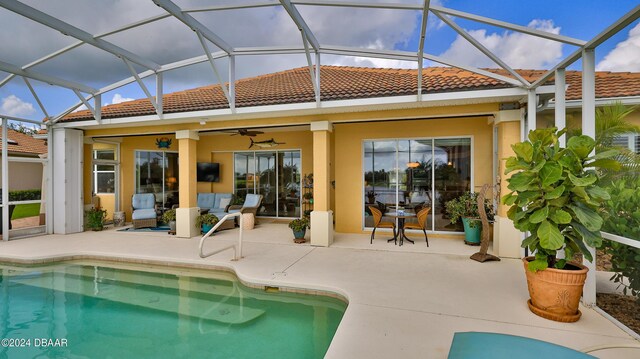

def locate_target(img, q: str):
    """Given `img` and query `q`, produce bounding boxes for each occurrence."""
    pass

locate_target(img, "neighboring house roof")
[0,129,48,155]
[60,66,640,122]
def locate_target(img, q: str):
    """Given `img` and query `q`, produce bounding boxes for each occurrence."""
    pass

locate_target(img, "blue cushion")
[197,193,216,210]
[448,332,595,359]
[132,193,155,210]
[244,194,261,207]
[210,211,235,222]
[132,208,157,220]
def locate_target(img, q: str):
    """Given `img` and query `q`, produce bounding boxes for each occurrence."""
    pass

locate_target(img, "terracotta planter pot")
[523,257,588,323]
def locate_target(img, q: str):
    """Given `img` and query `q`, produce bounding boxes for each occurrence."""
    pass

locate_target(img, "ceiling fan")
[223,129,265,137]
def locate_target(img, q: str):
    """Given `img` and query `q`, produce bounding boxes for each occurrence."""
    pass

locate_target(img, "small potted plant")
[502,127,618,322]
[162,209,176,233]
[85,207,107,231]
[303,192,313,204]
[445,192,492,245]
[196,213,219,234]
[366,190,377,204]
[289,217,310,243]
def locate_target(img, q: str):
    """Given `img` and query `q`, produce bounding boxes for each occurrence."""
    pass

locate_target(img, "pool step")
[10,273,265,325]
[5,265,237,298]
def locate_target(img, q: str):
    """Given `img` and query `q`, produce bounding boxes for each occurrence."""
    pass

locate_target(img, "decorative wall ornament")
[156,137,172,149]
[248,138,285,149]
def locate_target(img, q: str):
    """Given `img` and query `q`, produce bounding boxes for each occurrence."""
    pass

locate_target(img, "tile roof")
[60,66,640,122]
[0,129,47,155]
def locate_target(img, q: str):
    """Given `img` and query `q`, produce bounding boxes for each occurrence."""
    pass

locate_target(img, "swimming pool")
[0,261,346,359]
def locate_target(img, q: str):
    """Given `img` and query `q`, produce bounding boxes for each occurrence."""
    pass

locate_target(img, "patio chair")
[228,194,263,224]
[131,193,158,229]
[368,205,396,244]
[403,207,430,247]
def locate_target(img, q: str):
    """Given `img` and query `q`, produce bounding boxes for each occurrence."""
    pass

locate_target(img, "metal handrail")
[199,211,244,260]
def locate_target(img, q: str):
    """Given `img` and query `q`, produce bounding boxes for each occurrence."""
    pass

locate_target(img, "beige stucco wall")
[0,160,44,191]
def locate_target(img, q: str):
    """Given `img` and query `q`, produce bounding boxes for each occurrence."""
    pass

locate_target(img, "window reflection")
[363,138,471,232]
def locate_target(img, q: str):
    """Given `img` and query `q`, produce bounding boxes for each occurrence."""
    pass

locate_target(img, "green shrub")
[445,192,493,229]
[162,209,176,223]
[602,178,640,299]
[196,213,219,227]
[85,207,106,231]
[288,217,309,232]
[8,189,41,201]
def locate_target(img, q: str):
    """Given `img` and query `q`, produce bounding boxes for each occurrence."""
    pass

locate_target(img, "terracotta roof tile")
[60,66,640,122]
[0,129,47,155]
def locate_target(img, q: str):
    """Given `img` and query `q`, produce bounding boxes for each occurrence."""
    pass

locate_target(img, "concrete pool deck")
[1,224,638,358]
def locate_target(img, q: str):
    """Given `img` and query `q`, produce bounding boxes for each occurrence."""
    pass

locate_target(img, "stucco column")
[176,130,199,238]
[310,121,333,247]
[494,110,523,258]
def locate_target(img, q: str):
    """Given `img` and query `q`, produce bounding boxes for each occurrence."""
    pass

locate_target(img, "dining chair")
[403,207,430,246]
[368,205,396,244]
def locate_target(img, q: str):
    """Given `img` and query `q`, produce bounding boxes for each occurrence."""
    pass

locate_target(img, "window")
[363,138,472,232]
[613,134,640,154]
[135,151,179,209]
[93,150,115,194]
[234,150,301,218]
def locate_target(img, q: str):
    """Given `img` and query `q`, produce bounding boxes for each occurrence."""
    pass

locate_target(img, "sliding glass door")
[363,138,471,232]
[234,150,301,218]
[135,151,179,210]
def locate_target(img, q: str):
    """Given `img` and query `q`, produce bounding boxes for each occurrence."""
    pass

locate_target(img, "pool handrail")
[199,212,244,260]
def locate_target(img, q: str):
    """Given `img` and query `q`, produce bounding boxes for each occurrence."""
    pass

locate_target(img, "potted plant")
[303,192,313,204]
[502,127,618,322]
[196,213,219,234]
[366,190,377,204]
[162,209,176,233]
[445,192,492,245]
[289,217,310,243]
[85,207,107,231]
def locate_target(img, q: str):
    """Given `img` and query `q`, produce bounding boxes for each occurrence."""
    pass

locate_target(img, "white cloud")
[438,19,564,69]
[1,95,36,117]
[596,23,640,71]
[109,94,134,105]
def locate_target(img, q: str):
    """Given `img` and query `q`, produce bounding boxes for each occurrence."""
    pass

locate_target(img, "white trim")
[602,231,640,250]
[548,96,640,108]
[54,86,551,129]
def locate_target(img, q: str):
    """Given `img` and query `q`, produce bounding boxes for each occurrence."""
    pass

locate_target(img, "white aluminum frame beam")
[0,114,43,125]
[196,32,233,110]
[1,118,8,241]
[123,59,161,116]
[432,9,530,87]
[582,48,597,307]
[421,53,524,87]
[22,77,50,120]
[301,32,320,104]
[431,5,586,46]
[280,0,320,51]
[0,0,160,71]
[183,2,279,13]
[555,68,566,146]
[152,0,233,54]
[228,56,236,110]
[73,90,98,121]
[292,0,420,10]
[417,0,431,100]
[531,4,640,89]
[0,59,97,94]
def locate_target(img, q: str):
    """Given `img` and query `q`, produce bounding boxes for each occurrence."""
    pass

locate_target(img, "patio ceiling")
[0,0,639,126]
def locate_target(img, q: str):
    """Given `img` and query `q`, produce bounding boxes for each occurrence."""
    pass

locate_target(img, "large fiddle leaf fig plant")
[502,127,619,272]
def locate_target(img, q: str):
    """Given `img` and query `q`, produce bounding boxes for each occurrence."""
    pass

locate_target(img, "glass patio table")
[387,211,416,246]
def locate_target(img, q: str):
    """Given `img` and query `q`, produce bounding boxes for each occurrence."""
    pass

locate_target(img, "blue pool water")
[0,262,346,359]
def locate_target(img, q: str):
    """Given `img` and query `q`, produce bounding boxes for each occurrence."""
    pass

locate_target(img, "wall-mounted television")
[197,162,220,182]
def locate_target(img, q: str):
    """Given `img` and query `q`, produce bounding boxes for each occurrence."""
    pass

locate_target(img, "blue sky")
[1,0,639,124]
